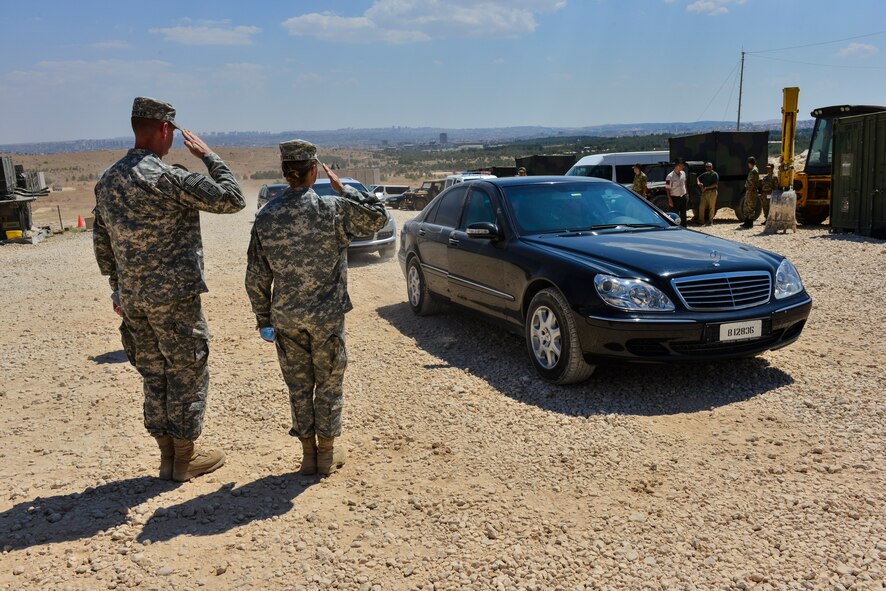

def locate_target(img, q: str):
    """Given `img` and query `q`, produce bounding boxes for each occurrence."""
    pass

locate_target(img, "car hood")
[524,228,780,278]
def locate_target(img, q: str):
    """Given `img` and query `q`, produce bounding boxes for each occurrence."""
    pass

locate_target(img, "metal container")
[669,131,769,217]
[831,111,886,237]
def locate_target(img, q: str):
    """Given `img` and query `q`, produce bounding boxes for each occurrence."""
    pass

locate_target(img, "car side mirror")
[466,222,501,241]
[666,212,681,224]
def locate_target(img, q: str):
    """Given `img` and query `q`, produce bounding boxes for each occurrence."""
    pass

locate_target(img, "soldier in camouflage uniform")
[631,164,648,197]
[759,163,778,222]
[93,97,245,482]
[245,140,387,476]
[741,156,760,228]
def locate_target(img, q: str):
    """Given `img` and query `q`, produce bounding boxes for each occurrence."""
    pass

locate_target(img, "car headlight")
[774,259,804,299]
[594,274,674,312]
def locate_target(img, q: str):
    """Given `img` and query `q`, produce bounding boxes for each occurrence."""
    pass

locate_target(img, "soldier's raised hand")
[182,129,212,159]
[320,162,344,194]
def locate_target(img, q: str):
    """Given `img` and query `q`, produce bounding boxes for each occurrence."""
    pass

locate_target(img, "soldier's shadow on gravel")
[136,473,313,543]
[92,349,130,364]
[811,232,885,244]
[0,477,175,551]
[378,302,794,417]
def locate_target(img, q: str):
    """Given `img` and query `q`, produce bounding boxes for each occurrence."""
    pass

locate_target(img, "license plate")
[718,320,762,342]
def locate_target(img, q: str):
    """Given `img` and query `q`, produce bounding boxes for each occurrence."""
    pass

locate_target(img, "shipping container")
[831,111,886,237]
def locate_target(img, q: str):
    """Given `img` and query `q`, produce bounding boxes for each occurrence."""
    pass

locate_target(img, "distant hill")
[1,119,809,155]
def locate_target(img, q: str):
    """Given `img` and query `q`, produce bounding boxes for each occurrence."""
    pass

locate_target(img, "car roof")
[482,175,614,188]
[314,177,361,184]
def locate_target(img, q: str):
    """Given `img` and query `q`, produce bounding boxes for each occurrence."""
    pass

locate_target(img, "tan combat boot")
[316,437,346,476]
[298,436,318,475]
[172,438,226,482]
[155,435,175,480]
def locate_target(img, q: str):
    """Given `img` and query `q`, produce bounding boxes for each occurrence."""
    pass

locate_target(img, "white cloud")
[150,19,260,45]
[685,0,745,16]
[837,42,878,58]
[89,40,132,50]
[282,0,566,44]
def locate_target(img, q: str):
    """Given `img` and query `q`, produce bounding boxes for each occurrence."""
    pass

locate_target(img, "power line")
[747,29,886,54]
[748,53,886,70]
[695,59,740,122]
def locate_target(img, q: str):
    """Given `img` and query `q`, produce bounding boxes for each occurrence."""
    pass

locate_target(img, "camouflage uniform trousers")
[122,295,210,441]
[699,189,718,225]
[274,320,347,440]
[742,190,760,222]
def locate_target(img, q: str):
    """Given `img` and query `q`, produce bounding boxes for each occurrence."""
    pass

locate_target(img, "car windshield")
[313,181,368,196]
[503,182,669,234]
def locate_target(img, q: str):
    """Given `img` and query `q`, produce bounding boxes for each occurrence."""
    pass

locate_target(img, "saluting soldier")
[245,140,387,476]
[93,97,245,482]
[741,156,760,228]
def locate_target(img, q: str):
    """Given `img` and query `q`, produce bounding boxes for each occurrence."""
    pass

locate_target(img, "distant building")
[439,133,448,145]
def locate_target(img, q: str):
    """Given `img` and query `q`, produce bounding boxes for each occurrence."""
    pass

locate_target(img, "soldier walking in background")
[760,162,778,224]
[245,140,387,476]
[741,156,761,228]
[93,97,245,482]
[631,164,648,197]
[696,162,719,226]
[666,160,688,227]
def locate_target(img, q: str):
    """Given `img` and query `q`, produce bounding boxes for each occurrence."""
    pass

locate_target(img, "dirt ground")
[0,175,883,590]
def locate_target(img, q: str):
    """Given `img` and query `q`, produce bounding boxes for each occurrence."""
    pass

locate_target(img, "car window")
[427,185,468,227]
[267,185,287,200]
[389,186,409,195]
[615,165,635,184]
[460,188,497,229]
[503,182,667,234]
[566,164,613,181]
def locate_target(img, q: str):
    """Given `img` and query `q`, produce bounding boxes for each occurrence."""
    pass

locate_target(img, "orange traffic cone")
[76,215,85,229]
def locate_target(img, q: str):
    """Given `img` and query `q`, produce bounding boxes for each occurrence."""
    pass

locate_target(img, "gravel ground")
[0,195,883,591]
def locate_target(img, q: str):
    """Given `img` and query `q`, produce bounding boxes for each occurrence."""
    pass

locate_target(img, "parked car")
[398,176,811,384]
[367,184,410,206]
[565,151,669,185]
[313,178,397,258]
[258,179,396,258]
[256,183,288,211]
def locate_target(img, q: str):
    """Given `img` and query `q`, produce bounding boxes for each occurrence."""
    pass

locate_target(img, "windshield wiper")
[621,223,663,228]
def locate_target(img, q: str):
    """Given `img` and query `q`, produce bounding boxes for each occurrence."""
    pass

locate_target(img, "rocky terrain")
[0,185,883,590]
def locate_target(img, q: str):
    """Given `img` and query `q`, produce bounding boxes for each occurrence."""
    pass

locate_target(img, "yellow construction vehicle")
[793,102,886,225]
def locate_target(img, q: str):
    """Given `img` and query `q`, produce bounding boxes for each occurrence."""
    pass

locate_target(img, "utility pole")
[737,50,745,131]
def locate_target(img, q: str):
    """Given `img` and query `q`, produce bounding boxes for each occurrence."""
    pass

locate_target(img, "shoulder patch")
[183,173,222,199]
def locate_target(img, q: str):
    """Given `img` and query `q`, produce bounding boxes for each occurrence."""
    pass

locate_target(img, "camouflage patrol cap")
[279,139,317,162]
[131,97,179,128]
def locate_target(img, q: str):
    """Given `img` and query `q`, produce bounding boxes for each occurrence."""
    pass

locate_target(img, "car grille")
[671,271,771,311]
[377,230,394,240]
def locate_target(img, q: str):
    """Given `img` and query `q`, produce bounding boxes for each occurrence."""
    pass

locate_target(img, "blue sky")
[1,0,885,144]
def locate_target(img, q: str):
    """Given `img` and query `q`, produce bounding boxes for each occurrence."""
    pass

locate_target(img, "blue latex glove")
[259,327,276,343]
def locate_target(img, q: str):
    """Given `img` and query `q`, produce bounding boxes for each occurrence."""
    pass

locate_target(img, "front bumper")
[576,295,812,363]
[348,230,396,252]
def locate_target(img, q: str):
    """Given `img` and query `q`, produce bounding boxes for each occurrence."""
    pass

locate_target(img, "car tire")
[525,288,596,385]
[406,257,441,316]
[414,198,427,210]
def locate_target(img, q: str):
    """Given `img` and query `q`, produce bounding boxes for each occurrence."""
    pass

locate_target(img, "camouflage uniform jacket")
[760,172,778,195]
[93,149,245,305]
[745,166,760,195]
[246,185,387,331]
[632,171,647,195]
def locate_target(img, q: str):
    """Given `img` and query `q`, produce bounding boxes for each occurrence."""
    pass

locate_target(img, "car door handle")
[418,229,426,236]
[448,238,460,246]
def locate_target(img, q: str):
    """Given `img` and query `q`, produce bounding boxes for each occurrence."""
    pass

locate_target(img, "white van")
[565,151,669,186]
[443,172,497,189]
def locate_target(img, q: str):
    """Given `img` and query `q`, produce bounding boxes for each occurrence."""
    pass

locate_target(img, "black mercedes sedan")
[397,176,812,384]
